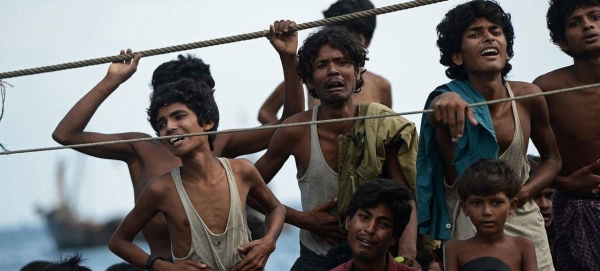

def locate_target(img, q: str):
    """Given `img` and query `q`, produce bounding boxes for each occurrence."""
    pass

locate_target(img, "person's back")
[257,0,391,124]
[444,159,537,271]
[533,1,600,270]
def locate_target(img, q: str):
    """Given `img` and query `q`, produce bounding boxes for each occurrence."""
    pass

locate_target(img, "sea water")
[0,225,299,271]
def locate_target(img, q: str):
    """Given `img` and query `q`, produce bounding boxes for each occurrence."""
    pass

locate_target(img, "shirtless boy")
[108,78,285,271]
[416,1,560,270]
[445,159,537,271]
[533,0,600,269]
[257,0,391,124]
[254,26,419,271]
[52,21,303,259]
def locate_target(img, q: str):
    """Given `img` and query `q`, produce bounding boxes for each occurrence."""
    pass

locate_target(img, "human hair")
[151,54,215,89]
[105,263,143,271]
[323,0,377,42]
[547,0,600,55]
[436,0,515,80]
[42,254,91,271]
[297,26,368,98]
[457,158,521,201]
[20,261,52,271]
[147,78,219,151]
[346,178,413,236]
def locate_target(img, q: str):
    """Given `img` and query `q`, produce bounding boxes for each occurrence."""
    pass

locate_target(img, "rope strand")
[0,0,446,79]
[2,82,599,156]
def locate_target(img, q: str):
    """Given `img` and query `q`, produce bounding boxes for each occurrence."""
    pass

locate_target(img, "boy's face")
[452,17,509,76]
[533,187,555,228]
[461,192,517,235]
[560,5,600,56]
[306,44,360,103]
[345,203,398,263]
[155,102,213,157]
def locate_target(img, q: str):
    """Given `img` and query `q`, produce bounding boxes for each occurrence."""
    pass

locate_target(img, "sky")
[0,0,573,229]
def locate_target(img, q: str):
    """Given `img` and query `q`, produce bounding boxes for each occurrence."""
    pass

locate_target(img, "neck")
[466,72,507,101]
[179,146,219,181]
[353,255,388,271]
[572,55,600,83]
[317,99,358,134]
[474,230,506,243]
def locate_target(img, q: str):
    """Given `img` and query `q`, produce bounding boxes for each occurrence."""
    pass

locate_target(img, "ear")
[345,216,351,231]
[305,77,315,92]
[452,52,463,66]
[202,120,215,131]
[509,198,518,215]
[364,38,372,48]
[558,39,569,53]
[389,234,399,246]
[460,199,468,217]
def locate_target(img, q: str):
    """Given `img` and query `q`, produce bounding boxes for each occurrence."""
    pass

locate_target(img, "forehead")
[466,17,501,30]
[567,5,600,19]
[359,202,393,218]
[313,44,347,62]
[467,192,509,200]
[156,102,193,118]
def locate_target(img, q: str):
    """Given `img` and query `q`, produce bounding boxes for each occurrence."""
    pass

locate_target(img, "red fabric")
[330,253,417,271]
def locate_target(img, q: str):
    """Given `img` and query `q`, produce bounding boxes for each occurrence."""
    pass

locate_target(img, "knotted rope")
[0,0,446,79]
[2,82,599,156]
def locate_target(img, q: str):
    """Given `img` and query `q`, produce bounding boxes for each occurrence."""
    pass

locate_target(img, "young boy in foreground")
[445,159,537,271]
[331,178,416,271]
[108,78,285,271]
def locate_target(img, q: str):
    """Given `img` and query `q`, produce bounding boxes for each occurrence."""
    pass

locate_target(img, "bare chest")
[490,102,530,155]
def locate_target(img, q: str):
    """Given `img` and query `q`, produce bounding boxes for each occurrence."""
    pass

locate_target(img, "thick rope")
[2,82,599,156]
[0,0,446,79]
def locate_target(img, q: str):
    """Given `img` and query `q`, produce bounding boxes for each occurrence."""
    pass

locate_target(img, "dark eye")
[592,14,600,21]
[492,30,502,36]
[471,201,481,206]
[175,114,185,120]
[378,221,391,228]
[467,33,479,38]
[315,63,326,69]
[157,123,166,130]
[569,20,580,27]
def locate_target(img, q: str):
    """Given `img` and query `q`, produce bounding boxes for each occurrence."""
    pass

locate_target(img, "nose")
[483,203,493,216]
[165,120,178,135]
[327,64,341,77]
[483,30,495,43]
[583,17,595,30]
[365,219,376,235]
[538,196,551,209]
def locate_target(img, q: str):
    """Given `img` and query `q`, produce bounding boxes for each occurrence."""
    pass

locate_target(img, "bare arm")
[384,144,419,270]
[520,86,561,206]
[52,50,144,161]
[233,159,285,271]
[519,237,538,271]
[217,21,304,158]
[258,82,285,124]
[444,241,460,271]
[379,78,392,109]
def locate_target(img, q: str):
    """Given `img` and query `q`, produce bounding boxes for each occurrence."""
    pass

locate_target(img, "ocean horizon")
[0,224,300,271]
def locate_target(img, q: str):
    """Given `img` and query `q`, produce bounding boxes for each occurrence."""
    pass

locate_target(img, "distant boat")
[39,159,141,249]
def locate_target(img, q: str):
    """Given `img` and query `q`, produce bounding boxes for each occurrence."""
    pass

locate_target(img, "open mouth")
[480,48,499,56]
[541,213,551,221]
[358,237,375,246]
[326,81,345,91]
[583,33,599,41]
[169,136,184,146]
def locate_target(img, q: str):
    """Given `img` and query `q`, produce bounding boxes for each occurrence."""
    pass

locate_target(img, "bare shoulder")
[513,235,535,250]
[227,158,258,177]
[507,81,542,96]
[140,171,175,201]
[275,110,312,137]
[533,66,573,92]
[364,71,391,90]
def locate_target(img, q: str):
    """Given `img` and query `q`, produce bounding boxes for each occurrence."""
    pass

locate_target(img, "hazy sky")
[0,0,572,229]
